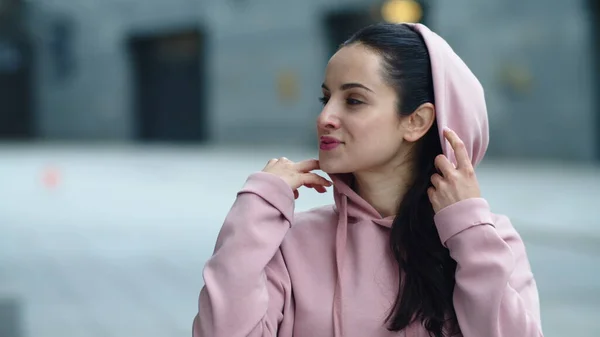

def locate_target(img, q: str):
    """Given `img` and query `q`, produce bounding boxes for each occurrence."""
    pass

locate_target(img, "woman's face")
[317,43,410,175]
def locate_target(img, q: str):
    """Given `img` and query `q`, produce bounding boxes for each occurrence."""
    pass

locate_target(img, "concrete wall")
[430,0,597,161]
[28,0,205,140]
[24,0,599,160]
[26,0,338,145]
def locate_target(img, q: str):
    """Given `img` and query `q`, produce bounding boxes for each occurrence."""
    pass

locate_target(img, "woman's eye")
[318,96,363,106]
[346,98,363,105]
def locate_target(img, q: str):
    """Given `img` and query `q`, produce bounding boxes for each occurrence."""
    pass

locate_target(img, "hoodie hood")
[409,23,489,168]
[329,23,490,337]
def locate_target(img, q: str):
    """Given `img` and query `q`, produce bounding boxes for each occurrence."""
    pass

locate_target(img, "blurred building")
[1,0,599,162]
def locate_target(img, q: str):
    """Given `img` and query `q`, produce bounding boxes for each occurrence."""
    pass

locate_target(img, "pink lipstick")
[320,136,342,151]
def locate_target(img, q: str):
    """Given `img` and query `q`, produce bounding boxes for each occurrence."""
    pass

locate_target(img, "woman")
[193,23,543,337]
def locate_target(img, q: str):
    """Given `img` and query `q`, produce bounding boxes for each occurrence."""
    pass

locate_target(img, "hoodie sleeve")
[193,172,296,337]
[434,198,543,337]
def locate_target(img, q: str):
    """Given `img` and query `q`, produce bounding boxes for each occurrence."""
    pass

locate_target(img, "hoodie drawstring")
[331,189,419,337]
[333,195,348,337]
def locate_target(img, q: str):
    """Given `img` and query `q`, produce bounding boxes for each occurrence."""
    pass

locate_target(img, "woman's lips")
[319,136,342,151]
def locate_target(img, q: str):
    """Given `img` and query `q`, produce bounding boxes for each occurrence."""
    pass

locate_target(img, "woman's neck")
[353,164,414,218]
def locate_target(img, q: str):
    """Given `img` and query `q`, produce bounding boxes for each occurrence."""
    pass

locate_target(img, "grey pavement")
[0,144,598,337]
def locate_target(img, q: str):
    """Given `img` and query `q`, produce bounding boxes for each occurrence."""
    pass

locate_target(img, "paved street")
[0,144,598,337]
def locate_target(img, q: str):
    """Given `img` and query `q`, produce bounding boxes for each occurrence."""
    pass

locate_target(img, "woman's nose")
[317,108,340,130]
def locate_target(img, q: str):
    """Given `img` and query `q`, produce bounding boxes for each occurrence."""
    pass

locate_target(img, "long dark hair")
[342,23,459,337]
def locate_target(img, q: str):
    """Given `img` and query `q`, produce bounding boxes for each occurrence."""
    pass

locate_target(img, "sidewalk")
[0,144,598,242]
[475,159,600,251]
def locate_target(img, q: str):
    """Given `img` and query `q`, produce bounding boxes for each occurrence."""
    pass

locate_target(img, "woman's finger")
[427,186,436,200]
[294,159,320,173]
[434,154,455,177]
[430,173,443,188]
[444,128,472,170]
[301,172,332,187]
[263,158,279,169]
[302,183,327,194]
[312,185,327,193]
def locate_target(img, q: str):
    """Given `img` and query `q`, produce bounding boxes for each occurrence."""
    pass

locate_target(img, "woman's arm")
[193,172,296,337]
[434,198,543,337]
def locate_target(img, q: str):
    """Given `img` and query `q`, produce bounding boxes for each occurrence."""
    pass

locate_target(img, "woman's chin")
[318,159,350,175]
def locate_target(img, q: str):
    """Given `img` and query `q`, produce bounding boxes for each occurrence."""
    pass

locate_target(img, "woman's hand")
[428,128,481,213]
[262,157,333,199]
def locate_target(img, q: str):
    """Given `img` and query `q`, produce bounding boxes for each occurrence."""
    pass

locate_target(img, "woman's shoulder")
[282,205,339,243]
[293,205,338,229]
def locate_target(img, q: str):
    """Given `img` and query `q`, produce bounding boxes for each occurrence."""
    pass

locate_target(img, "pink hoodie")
[193,24,543,337]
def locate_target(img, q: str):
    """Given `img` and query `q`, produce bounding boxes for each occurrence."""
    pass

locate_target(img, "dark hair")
[342,23,459,337]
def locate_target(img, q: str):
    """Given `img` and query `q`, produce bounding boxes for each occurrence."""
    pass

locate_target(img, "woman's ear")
[401,103,436,142]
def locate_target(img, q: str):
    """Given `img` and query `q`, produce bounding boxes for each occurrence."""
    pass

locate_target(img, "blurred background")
[0,0,599,336]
